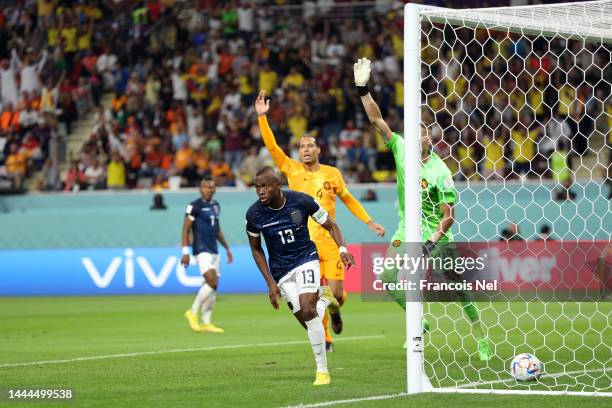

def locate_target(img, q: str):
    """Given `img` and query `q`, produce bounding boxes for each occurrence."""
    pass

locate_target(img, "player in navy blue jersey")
[246,167,355,386]
[181,177,233,333]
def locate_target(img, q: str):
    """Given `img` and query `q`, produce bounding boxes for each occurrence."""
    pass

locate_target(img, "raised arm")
[255,90,291,171]
[36,49,48,73]
[354,58,393,142]
[10,48,22,70]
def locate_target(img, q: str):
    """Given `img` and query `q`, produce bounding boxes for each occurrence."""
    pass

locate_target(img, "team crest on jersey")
[421,178,428,189]
[290,210,303,224]
[212,204,220,215]
[442,177,453,189]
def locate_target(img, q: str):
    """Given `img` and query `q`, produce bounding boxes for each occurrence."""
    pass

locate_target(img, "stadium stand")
[0,0,609,193]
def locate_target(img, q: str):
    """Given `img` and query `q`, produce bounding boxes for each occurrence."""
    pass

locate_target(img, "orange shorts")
[315,238,344,281]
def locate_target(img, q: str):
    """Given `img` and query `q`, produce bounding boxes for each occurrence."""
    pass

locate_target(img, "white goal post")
[403,0,611,397]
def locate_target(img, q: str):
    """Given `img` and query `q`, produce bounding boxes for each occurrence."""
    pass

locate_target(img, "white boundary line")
[454,367,612,389]
[283,393,408,408]
[0,335,384,369]
[283,367,612,408]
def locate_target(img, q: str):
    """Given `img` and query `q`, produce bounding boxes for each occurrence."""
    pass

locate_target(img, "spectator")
[536,224,556,241]
[5,143,27,190]
[258,63,278,95]
[15,48,47,95]
[0,59,19,107]
[511,123,535,178]
[19,105,39,134]
[205,132,222,158]
[499,228,512,242]
[282,66,305,90]
[84,159,106,190]
[481,132,505,180]
[552,138,576,200]
[223,118,245,170]
[186,105,204,139]
[502,223,524,241]
[19,1,605,194]
[361,189,378,202]
[239,145,264,186]
[210,153,234,186]
[175,140,194,173]
[339,119,361,149]
[150,193,168,210]
[38,158,61,192]
[152,173,169,191]
[107,151,126,190]
[141,142,164,178]
[64,161,86,192]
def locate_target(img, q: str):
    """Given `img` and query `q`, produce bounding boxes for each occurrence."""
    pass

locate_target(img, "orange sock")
[322,309,333,343]
[338,290,347,307]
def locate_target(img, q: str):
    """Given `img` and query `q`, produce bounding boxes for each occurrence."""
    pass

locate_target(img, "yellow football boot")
[200,323,224,333]
[184,309,201,332]
[313,372,331,386]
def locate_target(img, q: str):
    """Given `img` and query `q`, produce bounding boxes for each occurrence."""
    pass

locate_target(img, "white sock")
[201,292,216,324]
[316,299,328,318]
[305,316,328,373]
[191,284,213,316]
[316,287,331,318]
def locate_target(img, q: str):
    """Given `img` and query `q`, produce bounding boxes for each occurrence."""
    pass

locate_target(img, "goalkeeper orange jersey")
[258,115,372,252]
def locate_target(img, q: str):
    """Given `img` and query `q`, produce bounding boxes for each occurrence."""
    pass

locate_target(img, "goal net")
[403,0,611,396]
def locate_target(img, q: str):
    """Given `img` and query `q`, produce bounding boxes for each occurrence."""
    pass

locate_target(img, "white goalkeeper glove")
[353,58,372,87]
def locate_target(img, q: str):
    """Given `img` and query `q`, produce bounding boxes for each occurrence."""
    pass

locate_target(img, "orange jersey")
[258,115,372,248]
[282,159,346,244]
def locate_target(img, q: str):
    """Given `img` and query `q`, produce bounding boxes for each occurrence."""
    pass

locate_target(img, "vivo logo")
[81,248,202,288]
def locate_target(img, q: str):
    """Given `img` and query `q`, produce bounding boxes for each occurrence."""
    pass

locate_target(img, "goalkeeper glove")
[422,240,436,257]
[353,57,371,96]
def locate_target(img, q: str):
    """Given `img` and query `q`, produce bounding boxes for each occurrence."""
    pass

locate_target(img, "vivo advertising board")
[0,246,267,296]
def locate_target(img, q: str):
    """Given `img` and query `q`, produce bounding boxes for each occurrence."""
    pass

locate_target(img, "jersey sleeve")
[258,115,295,174]
[185,203,198,221]
[245,210,261,237]
[334,167,348,197]
[336,168,372,224]
[385,132,404,171]
[436,166,457,205]
[303,194,329,225]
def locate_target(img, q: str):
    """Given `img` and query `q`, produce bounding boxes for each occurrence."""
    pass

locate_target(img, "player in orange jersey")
[255,90,385,351]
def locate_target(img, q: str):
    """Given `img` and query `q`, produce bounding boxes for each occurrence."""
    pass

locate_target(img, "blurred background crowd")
[0,0,609,194]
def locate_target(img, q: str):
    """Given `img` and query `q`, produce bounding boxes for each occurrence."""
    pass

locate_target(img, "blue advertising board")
[0,246,267,296]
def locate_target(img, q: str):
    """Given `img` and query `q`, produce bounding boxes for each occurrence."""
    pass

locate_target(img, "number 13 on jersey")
[278,229,295,244]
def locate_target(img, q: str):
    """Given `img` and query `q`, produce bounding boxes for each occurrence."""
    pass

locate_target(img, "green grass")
[0,295,609,407]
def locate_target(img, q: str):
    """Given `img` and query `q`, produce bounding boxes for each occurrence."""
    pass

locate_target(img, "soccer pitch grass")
[0,294,609,407]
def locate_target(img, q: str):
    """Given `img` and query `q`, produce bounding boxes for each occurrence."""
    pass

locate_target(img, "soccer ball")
[510,353,542,381]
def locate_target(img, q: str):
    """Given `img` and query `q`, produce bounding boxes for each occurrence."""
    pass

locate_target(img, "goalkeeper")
[354,58,492,361]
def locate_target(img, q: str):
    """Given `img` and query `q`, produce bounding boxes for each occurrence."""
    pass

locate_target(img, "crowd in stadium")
[0,0,609,193]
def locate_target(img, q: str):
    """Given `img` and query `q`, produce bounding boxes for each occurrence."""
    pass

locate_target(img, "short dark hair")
[255,166,281,184]
[540,224,551,234]
[200,176,214,184]
[255,166,278,179]
[299,133,319,146]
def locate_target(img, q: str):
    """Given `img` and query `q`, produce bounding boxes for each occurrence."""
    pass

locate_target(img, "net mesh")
[417,2,611,393]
